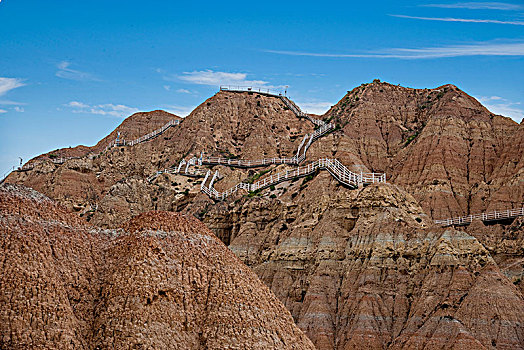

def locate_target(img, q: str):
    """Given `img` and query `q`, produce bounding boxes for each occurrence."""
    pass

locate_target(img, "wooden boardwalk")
[11,85,521,227]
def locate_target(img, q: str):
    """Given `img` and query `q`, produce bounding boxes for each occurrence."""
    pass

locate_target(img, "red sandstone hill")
[3,82,523,349]
[0,183,314,349]
[29,109,180,162]
[314,81,521,220]
[202,178,524,349]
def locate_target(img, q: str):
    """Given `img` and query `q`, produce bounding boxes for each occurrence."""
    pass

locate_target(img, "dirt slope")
[0,183,314,349]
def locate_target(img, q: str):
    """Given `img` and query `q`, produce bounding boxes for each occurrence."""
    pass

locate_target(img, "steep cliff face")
[0,184,315,349]
[201,178,524,349]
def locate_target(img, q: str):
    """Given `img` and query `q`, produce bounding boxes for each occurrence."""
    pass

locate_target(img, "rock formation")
[0,183,314,349]
[202,174,524,349]
[3,81,523,349]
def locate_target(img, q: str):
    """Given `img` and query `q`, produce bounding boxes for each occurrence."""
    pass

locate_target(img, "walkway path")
[435,207,524,226]
[16,119,180,171]
[169,87,385,200]
[200,158,386,200]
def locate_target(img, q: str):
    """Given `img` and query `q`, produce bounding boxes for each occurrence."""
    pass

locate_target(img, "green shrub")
[247,189,261,197]
[404,131,420,146]
[247,169,270,184]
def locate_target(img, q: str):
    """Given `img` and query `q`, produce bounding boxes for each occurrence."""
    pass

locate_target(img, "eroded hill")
[4,82,523,350]
[0,183,314,349]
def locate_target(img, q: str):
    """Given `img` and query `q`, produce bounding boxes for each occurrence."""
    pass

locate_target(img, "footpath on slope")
[148,86,386,200]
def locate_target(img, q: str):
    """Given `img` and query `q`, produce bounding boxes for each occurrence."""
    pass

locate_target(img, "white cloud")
[65,101,138,117]
[264,41,524,59]
[176,88,192,94]
[67,101,90,108]
[14,106,24,112]
[177,70,269,87]
[478,96,523,122]
[163,105,196,117]
[163,85,171,91]
[390,14,524,25]
[0,109,7,114]
[0,100,25,105]
[56,61,100,81]
[0,77,25,96]
[296,101,333,115]
[421,2,522,10]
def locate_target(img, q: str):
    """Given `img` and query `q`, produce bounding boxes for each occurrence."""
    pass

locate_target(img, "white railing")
[220,86,283,97]
[280,96,325,126]
[18,156,83,171]
[200,158,386,201]
[148,157,208,183]
[125,119,180,147]
[199,118,335,169]
[435,207,524,227]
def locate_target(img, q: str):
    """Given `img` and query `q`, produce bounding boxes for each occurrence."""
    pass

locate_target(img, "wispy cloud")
[163,104,196,117]
[390,14,524,25]
[56,61,100,81]
[264,41,524,59]
[176,88,192,94]
[14,106,24,113]
[0,77,25,96]
[478,95,523,122]
[65,101,138,117]
[177,70,269,87]
[0,100,25,106]
[0,109,7,114]
[296,101,333,115]
[421,2,522,10]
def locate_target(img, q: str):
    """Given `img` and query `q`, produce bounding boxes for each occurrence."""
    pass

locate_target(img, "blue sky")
[1,0,523,176]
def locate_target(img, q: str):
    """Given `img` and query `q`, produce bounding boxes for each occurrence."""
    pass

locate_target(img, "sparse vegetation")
[302,170,317,186]
[247,169,271,184]
[247,189,261,197]
[405,132,419,146]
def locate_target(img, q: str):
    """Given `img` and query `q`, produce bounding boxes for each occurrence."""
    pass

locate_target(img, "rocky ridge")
[0,183,314,349]
[3,81,524,349]
[201,172,524,349]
